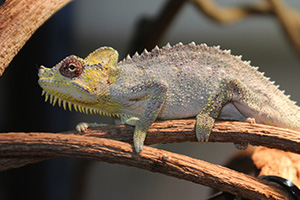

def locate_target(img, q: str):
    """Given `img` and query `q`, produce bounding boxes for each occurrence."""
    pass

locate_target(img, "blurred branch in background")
[190,0,272,23]
[129,0,300,57]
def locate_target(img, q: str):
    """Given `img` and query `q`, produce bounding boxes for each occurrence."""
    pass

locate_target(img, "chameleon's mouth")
[41,89,119,117]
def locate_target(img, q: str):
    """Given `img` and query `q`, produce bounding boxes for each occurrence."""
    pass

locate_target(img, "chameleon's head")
[38,47,120,113]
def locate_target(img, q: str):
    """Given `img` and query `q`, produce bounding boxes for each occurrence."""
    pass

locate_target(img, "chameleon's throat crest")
[38,75,121,116]
[40,87,121,117]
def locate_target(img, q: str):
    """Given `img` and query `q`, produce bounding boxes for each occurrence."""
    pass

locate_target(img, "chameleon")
[38,42,300,153]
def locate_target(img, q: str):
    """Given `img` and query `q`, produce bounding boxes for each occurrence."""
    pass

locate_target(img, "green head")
[38,47,121,115]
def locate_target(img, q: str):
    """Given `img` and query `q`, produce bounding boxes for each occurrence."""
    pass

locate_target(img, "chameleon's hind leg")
[195,78,259,144]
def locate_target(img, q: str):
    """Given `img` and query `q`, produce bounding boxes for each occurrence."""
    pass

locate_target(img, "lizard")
[38,42,300,153]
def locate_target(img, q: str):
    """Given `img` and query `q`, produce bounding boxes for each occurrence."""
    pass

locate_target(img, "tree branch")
[0,120,298,199]
[0,0,72,76]
[253,146,300,188]
[268,0,300,56]
[190,0,272,24]
[189,0,300,57]
[75,120,300,154]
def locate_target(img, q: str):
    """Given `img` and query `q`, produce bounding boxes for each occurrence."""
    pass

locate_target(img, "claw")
[76,122,89,132]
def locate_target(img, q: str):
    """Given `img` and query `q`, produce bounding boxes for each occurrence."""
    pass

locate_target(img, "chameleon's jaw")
[38,81,119,116]
[40,89,118,116]
[38,67,120,117]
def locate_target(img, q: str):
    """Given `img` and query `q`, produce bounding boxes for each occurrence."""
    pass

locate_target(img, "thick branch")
[0,0,72,76]
[0,129,288,199]
[253,146,300,188]
[0,120,298,199]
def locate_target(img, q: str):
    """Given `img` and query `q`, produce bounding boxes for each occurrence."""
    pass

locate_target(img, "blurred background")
[0,0,300,199]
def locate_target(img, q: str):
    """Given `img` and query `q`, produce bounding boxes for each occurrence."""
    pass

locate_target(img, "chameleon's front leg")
[133,82,168,153]
[195,79,253,143]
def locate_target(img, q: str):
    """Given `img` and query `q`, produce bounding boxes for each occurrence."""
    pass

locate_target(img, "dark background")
[0,0,299,199]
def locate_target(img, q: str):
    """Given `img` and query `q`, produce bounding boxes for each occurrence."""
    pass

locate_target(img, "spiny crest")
[41,89,120,117]
[121,41,237,64]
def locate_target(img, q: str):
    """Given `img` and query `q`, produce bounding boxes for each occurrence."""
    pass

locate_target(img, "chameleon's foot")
[76,122,89,132]
[195,113,215,142]
[245,117,256,124]
[133,129,147,153]
[76,122,106,133]
[234,142,249,150]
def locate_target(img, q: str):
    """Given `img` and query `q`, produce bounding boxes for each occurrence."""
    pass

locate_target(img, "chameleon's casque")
[38,42,300,152]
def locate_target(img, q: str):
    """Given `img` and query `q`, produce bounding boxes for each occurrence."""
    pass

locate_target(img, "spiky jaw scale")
[38,78,119,117]
[40,89,120,117]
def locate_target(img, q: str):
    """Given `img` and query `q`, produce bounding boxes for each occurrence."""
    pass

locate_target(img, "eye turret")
[59,56,84,78]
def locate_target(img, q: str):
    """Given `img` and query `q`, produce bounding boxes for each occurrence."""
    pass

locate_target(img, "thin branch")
[0,127,288,199]
[127,0,185,54]
[0,0,72,76]
[189,0,300,56]
[189,0,272,24]
[268,0,300,56]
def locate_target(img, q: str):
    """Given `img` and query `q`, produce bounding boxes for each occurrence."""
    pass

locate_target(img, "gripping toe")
[76,122,89,132]
[195,113,215,142]
[133,130,147,153]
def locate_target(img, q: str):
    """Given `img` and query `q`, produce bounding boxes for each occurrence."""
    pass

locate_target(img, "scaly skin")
[38,42,300,153]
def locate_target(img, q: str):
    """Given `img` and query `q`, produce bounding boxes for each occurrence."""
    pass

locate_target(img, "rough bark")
[0,124,290,199]
[0,120,299,199]
[0,0,72,76]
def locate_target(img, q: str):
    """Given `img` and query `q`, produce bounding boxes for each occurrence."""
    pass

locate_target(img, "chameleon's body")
[38,42,300,152]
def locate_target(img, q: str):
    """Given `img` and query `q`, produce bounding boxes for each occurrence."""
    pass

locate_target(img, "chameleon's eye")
[59,56,84,78]
[68,64,76,71]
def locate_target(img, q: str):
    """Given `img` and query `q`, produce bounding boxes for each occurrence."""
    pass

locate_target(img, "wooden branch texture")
[253,146,300,188]
[78,120,300,154]
[1,120,299,199]
[0,0,72,76]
